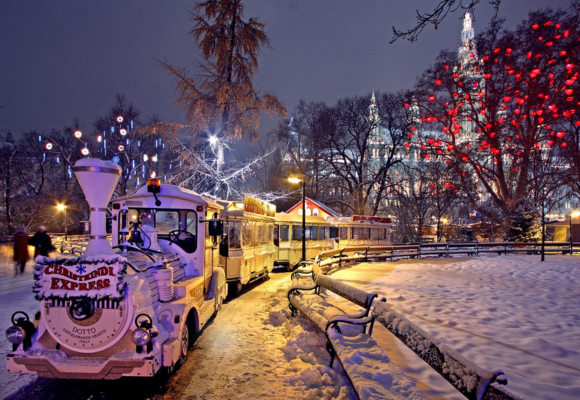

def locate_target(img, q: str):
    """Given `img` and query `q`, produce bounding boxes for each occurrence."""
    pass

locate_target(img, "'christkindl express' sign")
[33,255,127,300]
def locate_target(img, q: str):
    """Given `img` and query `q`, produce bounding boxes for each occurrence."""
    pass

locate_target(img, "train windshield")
[124,208,198,253]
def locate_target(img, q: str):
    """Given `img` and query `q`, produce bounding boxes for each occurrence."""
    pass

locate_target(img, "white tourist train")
[6,158,227,379]
[5,157,392,380]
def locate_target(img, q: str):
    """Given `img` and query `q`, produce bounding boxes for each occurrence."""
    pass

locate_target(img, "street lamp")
[570,211,580,254]
[57,204,67,241]
[288,174,307,263]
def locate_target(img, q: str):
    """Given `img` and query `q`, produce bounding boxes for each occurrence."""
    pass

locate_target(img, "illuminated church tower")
[454,12,483,144]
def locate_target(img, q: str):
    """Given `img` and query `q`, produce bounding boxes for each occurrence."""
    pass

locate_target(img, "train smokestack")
[74,158,121,256]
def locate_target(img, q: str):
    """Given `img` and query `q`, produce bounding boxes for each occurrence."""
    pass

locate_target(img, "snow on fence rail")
[307,251,521,400]
[313,241,579,274]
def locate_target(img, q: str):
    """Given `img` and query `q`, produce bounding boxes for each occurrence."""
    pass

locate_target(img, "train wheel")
[235,281,243,295]
[179,319,190,363]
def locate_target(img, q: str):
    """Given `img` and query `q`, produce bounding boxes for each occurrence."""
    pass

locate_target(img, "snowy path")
[157,272,355,400]
[330,255,580,400]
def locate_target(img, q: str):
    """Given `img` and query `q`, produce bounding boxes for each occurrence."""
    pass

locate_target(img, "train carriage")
[6,158,227,379]
[274,214,332,270]
[218,196,276,295]
[328,215,392,249]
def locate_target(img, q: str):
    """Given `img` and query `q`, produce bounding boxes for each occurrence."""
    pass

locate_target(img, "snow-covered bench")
[372,301,516,400]
[287,270,425,399]
[287,273,379,351]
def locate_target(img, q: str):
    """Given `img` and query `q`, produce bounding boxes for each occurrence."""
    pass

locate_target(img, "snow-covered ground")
[330,254,580,400]
[1,246,579,399]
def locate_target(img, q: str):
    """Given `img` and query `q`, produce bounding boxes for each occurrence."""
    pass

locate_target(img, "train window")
[379,228,386,240]
[311,226,319,240]
[242,221,252,247]
[321,226,328,239]
[340,227,348,239]
[352,227,362,240]
[305,226,311,240]
[268,224,273,242]
[363,228,370,240]
[371,228,379,239]
[330,227,339,239]
[280,225,289,241]
[185,212,198,235]
[274,225,279,240]
[156,211,179,234]
[259,224,267,245]
[292,226,303,240]
[229,220,241,249]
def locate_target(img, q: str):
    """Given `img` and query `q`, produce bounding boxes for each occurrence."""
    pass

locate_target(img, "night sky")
[0,0,572,137]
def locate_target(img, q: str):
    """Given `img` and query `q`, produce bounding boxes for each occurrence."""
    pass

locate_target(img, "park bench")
[287,265,425,399]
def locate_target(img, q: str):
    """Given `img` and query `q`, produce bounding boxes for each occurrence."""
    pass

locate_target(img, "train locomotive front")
[5,158,227,379]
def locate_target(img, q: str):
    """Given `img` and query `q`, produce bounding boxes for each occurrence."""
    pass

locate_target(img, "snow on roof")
[114,184,223,209]
[275,213,329,224]
[285,197,341,217]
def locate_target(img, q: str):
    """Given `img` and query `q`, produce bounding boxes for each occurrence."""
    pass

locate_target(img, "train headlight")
[70,300,94,321]
[133,314,156,353]
[5,326,25,344]
[6,311,36,351]
[132,328,151,346]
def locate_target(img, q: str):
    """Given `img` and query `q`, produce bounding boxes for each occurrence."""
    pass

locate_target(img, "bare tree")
[390,0,502,43]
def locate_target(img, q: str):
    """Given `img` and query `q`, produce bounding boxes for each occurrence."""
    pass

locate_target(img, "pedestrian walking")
[28,226,55,258]
[13,226,30,275]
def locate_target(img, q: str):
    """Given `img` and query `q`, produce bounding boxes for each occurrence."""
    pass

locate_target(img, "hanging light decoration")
[45,143,53,150]
[152,154,158,162]
[118,145,125,152]
[97,135,102,143]
[143,154,149,162]
[120,129,128,136]
[81,147,90,156]
[74,130,82,138]
[150,171,156,178]
[117,116,124,123]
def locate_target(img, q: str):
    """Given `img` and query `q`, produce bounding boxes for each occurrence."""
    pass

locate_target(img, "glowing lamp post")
[57,204,67,241]
[288,174,307,263]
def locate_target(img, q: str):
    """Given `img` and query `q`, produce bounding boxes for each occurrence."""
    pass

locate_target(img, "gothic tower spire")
[458,12,477,69]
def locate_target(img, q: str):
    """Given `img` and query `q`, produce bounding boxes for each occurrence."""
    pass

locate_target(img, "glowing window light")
[74,130,82,138]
